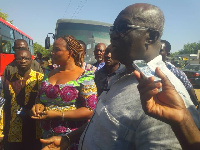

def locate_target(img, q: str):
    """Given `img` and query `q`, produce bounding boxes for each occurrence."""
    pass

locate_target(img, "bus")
[45,19,111,63]
[0,17,34,77]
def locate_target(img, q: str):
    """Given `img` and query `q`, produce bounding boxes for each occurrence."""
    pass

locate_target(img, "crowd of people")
[0,2,200,150]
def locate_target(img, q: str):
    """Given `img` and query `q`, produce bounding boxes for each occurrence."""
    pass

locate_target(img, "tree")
[170,51,179,57]
[33,42,51,57]
[0,9,13,24]
[178,42,200,55]
[170,42,200,68]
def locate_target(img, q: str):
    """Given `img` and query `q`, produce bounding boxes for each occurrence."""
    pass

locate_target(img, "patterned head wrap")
[61,35,84,67]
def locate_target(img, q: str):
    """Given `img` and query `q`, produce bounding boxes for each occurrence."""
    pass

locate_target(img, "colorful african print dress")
[39,70,98,149]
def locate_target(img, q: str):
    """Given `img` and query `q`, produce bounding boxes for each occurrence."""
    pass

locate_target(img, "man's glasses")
[15,57,31,61]
[109,23,150,35]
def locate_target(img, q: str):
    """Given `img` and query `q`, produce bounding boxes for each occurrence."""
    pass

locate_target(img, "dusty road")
[195,89,200,102]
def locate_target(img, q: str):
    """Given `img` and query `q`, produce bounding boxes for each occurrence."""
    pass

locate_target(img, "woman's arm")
[32,107,93,120]
[61,107,93,120]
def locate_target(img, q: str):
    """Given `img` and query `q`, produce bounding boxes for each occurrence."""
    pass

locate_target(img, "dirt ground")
[194,89,200,102]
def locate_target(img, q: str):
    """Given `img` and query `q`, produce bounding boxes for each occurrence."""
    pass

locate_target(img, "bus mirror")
[45,36,50,49]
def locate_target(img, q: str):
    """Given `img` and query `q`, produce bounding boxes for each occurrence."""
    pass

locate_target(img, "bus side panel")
[0,54,15,76]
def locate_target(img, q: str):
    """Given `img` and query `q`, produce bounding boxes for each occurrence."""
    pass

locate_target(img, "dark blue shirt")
[166,62,193,90]
[93,62,105,71]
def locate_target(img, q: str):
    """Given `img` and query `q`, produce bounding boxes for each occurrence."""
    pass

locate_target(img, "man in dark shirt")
[3,39,43,82]
[95,45,123,96]
[92,43,106,71]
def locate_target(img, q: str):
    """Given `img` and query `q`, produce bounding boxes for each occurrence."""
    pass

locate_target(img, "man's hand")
[134,67,187,124]
[41,136,61,150]
[41,136,70,150]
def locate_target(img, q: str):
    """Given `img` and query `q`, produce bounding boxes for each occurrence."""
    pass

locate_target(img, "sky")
[1,0,200,53]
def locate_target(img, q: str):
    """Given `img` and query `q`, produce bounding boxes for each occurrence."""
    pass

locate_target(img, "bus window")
[10,30,14,39]
[1,38,12,53]
[26,38,33,54]
[27,39,30,45]
[14,30,23,39]
[29,40,32,46]
[29,46,33,55]
[0,22,14,39]
[23,36,28,43]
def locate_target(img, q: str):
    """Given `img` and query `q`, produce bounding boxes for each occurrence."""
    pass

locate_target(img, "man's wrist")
[168,108,188,127]
[170,109,200,149]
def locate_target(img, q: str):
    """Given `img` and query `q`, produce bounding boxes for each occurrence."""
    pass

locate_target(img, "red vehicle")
[0,18,34,79]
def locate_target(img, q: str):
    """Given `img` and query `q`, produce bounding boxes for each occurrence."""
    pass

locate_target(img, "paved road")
[195,89,200,102]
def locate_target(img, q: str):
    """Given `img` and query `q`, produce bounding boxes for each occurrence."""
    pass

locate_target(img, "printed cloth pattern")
[166,62,193,90]
[2,69,44,142]
[39,70,98,135]
[0,106,3,138]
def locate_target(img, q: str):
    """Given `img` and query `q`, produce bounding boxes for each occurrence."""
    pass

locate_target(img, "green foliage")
[169,52,179,57]
[170,42,200,68]
[33,42,51,57]
[0,9,13,24]
[0,10,8,20]
[170,42,200,58]
[178,42,200,55]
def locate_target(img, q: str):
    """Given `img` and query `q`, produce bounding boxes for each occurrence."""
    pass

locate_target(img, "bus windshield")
[55,19,111,63]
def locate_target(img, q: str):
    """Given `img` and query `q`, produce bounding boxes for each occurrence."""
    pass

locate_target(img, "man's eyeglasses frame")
[15,57,31,61]
[109,24,154,35]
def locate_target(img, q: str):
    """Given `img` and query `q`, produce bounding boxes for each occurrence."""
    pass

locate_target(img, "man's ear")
[145,30,160,45]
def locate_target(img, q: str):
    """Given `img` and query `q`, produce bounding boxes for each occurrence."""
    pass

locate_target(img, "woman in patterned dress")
[31,35,98,149]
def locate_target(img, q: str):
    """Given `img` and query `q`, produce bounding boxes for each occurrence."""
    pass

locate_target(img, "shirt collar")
[16,69,35,80]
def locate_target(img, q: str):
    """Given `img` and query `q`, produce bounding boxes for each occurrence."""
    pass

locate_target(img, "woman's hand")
[30,103,45,117]
[134,67,187,125]
[31,110,61,120]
